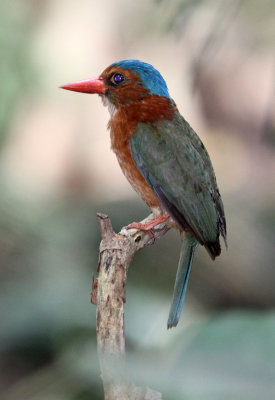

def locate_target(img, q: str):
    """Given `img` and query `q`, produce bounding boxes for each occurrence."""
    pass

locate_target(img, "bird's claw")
[124,214,169,240]
[124,222,155,239]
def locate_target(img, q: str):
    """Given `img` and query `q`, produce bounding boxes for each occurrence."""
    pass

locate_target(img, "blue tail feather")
[167,233,198,329]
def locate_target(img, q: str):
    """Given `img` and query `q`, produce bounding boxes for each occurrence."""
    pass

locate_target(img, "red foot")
[125,214,169,239]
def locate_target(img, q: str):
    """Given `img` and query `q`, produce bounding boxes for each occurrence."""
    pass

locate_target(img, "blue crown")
[111,59,171,98]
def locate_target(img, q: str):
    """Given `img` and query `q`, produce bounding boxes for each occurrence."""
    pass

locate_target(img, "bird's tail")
[167,232,198,329]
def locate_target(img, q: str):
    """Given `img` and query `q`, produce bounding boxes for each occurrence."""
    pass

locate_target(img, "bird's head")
[60,59,171,107]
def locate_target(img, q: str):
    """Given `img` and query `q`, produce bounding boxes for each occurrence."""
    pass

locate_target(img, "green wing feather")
[130,114,226,258]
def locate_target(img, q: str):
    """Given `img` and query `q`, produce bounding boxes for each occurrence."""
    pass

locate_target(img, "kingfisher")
[61,59,227,328]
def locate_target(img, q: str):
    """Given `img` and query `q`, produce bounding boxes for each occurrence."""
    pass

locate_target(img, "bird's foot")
[125,214,169,239]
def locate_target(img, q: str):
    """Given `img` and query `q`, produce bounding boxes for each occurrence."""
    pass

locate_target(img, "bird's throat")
[101,95,118,118]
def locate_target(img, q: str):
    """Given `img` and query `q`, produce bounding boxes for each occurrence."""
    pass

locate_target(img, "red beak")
[60,77,106,94]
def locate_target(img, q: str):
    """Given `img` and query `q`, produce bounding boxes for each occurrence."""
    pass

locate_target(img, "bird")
[60,59,227,328]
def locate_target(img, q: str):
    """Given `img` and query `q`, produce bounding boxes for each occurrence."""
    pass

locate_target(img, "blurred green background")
[0,0,274,399]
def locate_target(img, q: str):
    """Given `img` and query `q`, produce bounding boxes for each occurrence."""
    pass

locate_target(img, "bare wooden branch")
[93,213,170,400]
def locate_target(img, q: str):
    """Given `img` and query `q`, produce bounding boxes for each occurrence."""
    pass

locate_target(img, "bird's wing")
[129,115,226,258]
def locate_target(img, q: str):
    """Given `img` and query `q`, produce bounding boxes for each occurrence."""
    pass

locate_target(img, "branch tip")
[97,213,115,240]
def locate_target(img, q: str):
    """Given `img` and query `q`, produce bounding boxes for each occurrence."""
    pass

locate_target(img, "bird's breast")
[110,126,159,208]
[107,95,175,208]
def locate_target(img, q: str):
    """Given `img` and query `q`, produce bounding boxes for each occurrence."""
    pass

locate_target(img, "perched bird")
[61,60,227,328]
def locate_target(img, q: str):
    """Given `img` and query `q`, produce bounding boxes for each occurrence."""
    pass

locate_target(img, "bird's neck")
[106,94,176,149]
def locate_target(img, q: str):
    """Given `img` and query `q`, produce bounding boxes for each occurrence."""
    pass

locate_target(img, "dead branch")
[92,212,170,400]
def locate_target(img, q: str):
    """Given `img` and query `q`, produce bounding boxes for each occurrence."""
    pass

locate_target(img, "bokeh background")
[1,1,275,399]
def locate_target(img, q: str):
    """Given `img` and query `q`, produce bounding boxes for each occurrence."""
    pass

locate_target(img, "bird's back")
[130,112,227,258]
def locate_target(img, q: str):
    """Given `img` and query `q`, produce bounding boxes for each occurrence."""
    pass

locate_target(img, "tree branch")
[92,213,170,400]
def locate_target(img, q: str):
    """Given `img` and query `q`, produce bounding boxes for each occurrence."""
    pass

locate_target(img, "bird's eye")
[111,73,125,85]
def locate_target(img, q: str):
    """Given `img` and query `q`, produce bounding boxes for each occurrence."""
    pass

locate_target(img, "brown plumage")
[107,94,174,207]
